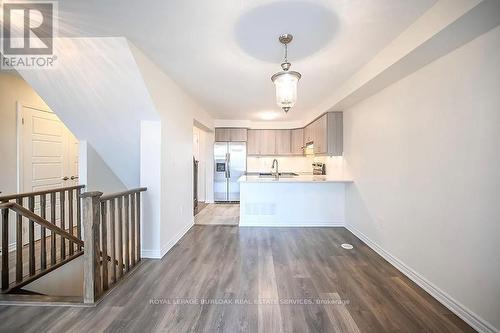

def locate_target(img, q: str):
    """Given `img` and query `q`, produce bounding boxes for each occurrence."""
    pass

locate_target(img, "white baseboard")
[346,225,498,333]
[239,222,345,227]
[239,218,345,227]
[141,221,194,259]
[141,248,162,259]
[159,221,194,258]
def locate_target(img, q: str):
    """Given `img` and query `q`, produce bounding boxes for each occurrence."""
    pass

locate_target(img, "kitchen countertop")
[238,175,353,183]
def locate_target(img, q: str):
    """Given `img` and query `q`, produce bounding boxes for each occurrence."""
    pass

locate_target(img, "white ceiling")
[57,0,436,121]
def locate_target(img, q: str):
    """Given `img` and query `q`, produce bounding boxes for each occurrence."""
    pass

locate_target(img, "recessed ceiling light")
[258,111,280,120]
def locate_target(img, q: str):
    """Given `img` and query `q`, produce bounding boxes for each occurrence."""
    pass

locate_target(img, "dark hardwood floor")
[0,226,474,332]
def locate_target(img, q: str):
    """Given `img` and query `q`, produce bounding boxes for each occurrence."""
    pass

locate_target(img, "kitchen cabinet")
[215,128,230,142]
[304,123,314,144]
[215,128,248,142]
[229,128,247,141]
[247,129,276,155]
[245,112,342,156]
[275,129,291,155]
[259,129,277,155]
[247,129,259,155]
[291,128,304,155]
[326,112,343,156]
[306,112,343,156]
[313,114,328,154]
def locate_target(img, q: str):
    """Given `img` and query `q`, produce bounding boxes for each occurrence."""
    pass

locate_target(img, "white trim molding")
[346,225,499,333]
[159,221,194,258]
[239,220,344,227]
[141,222,194,259]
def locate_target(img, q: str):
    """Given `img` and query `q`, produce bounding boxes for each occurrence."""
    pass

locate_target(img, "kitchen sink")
[259,172,299,178]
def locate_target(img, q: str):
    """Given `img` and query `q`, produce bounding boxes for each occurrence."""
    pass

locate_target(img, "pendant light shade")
[271,70,301,113]
[271,34,301,113]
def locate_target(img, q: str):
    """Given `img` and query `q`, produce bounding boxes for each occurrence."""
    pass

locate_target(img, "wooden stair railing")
[0,185,85,292]
[0,185,85,293]
[0,185,146,303]
[81,187,146,304]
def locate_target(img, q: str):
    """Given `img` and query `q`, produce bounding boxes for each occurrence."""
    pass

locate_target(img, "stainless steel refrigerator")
[214,142,246,202]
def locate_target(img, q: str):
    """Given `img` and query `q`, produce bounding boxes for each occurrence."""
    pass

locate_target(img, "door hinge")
[21,117,24,125]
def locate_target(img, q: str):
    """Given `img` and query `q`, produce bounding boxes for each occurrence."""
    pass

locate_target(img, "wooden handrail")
[99,187,147,201]
[0,202,84,246]
[0,185,85,201]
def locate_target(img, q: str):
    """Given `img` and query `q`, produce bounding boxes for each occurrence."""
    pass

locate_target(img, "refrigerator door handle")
[226,153,231,178]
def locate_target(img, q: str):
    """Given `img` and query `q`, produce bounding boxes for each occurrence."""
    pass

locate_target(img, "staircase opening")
[0,186,146,304]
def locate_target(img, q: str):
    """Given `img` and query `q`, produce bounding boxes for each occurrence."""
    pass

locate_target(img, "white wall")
[205,130,215,203]
[78,141,127,194]
[247,156,313,174]
[23,256,83,297]
[18,37,159,188]
[0,73,50,195]
[140,121,162,257]
[130,43,214,258]
[192,125,215,203]
[344,25,500,332]
[193,126,211,202]
[0,73,52,251]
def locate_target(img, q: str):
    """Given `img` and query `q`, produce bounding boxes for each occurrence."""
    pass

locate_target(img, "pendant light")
[271,34,301,113]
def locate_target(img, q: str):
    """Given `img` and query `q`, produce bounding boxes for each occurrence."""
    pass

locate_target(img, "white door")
[18,104,79,238]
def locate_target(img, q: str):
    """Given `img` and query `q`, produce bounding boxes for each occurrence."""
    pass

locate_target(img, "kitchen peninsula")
[238,174,352,227]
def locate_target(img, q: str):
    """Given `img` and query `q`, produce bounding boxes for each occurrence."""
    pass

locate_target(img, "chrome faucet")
[271,159,279,179]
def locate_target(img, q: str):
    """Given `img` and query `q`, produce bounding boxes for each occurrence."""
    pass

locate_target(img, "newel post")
[81,191,103,304]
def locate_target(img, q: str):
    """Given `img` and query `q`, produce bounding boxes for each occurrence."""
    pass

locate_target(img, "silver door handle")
[226,153,231,178]
[62,176,69,181]
[70,176,79,180]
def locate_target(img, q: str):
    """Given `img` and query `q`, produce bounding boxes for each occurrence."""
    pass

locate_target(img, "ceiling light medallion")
[271,34,301,113]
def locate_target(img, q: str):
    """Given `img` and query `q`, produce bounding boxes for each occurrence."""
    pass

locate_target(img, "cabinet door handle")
[62,176,69,181]
[70,176,79,180]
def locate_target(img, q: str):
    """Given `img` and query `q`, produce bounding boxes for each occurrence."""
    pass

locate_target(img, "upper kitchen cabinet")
[215,128,230,141]
[307,112,343,156]
[229,128,248,141]
[215,128,248,142]
[291,128,304,155]
[259,129,277,155]
[301,112,343,156]
[247,129,260,155]
[247,129,276,155]
[326,112,343,156]
[304,123,314,144]
[313,114,328,154]
[276,129,291,155]
[245,112,342,156]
